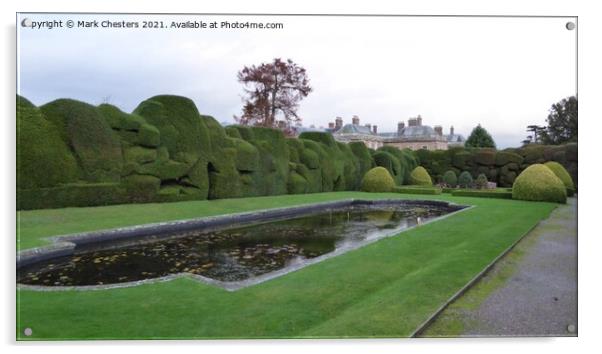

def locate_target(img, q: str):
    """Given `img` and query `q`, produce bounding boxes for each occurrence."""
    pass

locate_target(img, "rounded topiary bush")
[360,167,395,193]
[544,161,575,196]
[442,170,458,187]
[373,151,403,185]
[458,171,473,188]
[475,173,488,189]
[409,166,432,186]
[512,164,567,203]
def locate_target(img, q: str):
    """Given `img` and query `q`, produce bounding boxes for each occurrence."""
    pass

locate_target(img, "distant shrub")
[409,166,432,186]
[458,171,473,188]
[442,170,458,187]
[360,167,395,193]
[475,173,488,189]
[512,164,566,203]
[544,161,575,196]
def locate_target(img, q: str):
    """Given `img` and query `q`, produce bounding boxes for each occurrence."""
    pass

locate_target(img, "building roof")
[399,125,438,138]
[446,133,465,143]
[378,124,445,142]
[334,124,374,136]
[294,126,329,134]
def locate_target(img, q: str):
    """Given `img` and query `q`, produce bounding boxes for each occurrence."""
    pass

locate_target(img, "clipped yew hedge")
[417,145,576,188]
[360,167,395,193]
[544,161,575,196]
[451,189,513,199]
[409,166,433,186]
[392,186,442,195]
[16,93,578,210]
[512,164,567,203]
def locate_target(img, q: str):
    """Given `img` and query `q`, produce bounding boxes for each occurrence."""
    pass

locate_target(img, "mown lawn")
[16,192,557,339]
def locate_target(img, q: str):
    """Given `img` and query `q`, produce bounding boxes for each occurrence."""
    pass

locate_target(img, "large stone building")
[330,116,384,150]
[330,115,464,151]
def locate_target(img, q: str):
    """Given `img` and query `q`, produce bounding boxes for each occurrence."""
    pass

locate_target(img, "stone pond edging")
[17,198,471,292]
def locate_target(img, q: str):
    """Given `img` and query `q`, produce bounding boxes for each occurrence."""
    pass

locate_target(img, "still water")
[18,203,459,286]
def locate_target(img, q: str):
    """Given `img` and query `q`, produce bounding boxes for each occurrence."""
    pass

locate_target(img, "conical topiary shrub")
[475,173,488,189]
[442,170,457,187]
[360,167,395,193]
[409,166,432,186]
[458,171,473,188]
[544,161,575,196]
[512,164,567,203]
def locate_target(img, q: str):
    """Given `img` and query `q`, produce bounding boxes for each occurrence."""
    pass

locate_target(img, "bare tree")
[235,58,312,129]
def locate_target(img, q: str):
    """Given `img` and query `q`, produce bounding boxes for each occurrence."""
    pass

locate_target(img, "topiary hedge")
[349,142,374,185]
[26,94,578,210]
[373,151,403,185]
[495,151,523,166]
[544,161,575,196]
[474,149,497,166]
[41,99,123,183]
[409,166,432,186]
[17,183,126,210]
[392,186,442,195]
[17,95,80,189]
[360,167,395,193]
[451,189,513,199]
[512,164,566,203]
[377,145,417,185]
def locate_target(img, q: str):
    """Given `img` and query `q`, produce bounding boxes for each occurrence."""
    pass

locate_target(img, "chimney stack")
[365,123,372,131]
[335,117,343,129]
[397,121,405,135]
[417,115,423,126]
[450,126,455,135]
[408,118,417,127]
[372,125,378,134]
[328,122,335,129]
[434,125,443,136]
[352,115,360,125]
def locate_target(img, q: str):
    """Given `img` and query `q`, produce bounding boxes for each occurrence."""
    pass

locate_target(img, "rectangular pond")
[17,200,466,290]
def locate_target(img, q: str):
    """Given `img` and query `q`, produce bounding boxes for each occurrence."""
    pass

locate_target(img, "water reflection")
[18,204,455,286]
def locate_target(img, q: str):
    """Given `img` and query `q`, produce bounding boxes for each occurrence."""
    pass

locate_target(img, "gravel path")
[424,197,577,337]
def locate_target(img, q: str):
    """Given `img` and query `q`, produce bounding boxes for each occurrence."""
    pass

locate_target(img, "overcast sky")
[17,14,576,148]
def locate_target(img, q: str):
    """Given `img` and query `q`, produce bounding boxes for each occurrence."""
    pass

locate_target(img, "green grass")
[16,192,557,339]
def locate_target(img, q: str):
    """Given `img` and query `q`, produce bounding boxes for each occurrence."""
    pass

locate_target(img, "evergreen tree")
[542,96,577,144]
[465,124,496,148]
